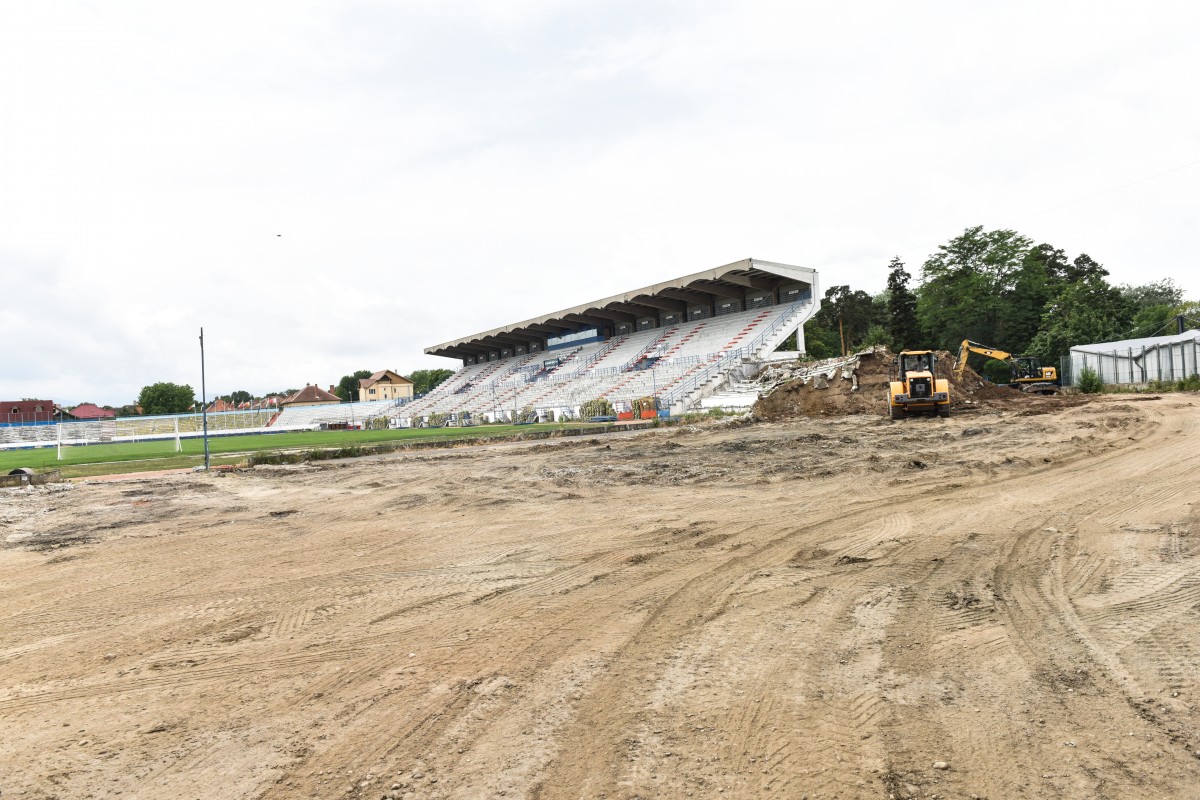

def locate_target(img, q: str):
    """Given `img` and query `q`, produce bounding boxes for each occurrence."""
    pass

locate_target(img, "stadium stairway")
[660,295,817,414]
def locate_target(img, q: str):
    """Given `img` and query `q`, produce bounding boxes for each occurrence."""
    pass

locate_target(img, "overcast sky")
[2,1,1197,406]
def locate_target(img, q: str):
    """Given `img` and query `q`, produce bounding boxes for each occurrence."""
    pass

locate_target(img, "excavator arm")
[955,340,1014,379]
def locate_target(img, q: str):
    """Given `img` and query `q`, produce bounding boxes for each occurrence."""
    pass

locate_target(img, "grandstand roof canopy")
[425,258,817,360]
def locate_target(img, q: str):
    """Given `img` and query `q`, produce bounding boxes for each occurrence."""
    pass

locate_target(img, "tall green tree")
[1120,278,1183,309]
[334,370,373,401]
[1005,244,1071,351]
[916,226,1034,352]
[1121,279,1186,338]
[406,369,455,395]
[1028,274,1135,362]
[885,257,920,349]
[813,285,883,354]
[137,382,195,415]
[1063,253,1108,282]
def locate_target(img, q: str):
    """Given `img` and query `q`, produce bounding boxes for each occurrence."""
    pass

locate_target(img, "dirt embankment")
[1,396,1197,800]
[753,347,1087,420]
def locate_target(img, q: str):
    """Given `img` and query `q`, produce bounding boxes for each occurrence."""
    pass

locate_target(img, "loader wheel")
[889,404,906,420]
[938,405,951,418]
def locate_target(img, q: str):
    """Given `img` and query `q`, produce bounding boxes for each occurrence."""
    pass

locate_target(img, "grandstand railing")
[659,292,813,410]
[619,326,680,371]
[570,335,629,375]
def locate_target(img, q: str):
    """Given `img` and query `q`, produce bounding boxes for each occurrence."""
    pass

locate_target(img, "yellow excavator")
[955,340,1059,394]
[887,350,951,419]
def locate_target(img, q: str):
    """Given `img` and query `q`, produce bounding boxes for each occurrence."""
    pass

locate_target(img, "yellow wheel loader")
[887,350,951,419]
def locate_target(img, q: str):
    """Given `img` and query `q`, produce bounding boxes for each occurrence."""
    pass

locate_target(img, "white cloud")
[1,1,1198,404]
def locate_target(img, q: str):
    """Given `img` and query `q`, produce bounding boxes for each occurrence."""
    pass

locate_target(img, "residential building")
[358,370,414,402]
[280,384,342,408]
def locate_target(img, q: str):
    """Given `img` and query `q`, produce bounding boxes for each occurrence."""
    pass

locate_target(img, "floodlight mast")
[199,327,210,470]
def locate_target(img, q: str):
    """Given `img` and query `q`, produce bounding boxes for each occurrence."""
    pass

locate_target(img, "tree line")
[130,369,457,416]
[114,229,1197,415]
[801,226,1196,372]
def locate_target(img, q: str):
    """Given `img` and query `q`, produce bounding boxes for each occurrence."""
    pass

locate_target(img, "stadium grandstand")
[404,257,818,423]
[0,258,818,452]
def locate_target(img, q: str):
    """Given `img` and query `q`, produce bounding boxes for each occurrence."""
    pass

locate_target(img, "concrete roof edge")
[423,258,813,357]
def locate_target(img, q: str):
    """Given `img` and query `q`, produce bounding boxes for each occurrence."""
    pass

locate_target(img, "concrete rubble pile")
[753,348,881,395]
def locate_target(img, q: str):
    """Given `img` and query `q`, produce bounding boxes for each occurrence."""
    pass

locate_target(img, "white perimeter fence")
[1062,338,1200,387]
[0,409,280,451]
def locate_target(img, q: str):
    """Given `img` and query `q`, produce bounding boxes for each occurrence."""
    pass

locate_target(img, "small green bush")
[1077,366,1103,394]
[580,397,615,418]
[980,358,1011,385]
[427,412,448,427]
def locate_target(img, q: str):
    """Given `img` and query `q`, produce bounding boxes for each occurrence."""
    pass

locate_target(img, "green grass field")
[0,423,588,478]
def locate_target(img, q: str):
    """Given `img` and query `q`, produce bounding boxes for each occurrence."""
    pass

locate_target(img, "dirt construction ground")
[2,395,1199,799]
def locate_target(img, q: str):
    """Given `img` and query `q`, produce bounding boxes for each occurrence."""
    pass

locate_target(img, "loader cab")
[889,349,950,418]
[898,351,936,378]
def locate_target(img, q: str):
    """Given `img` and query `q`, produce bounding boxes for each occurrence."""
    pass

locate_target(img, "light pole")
[199,327,210,470]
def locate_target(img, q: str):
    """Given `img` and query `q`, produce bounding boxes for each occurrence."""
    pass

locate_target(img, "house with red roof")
[280,384,342,408]
[1,400,58,426]
[70,403,116,420]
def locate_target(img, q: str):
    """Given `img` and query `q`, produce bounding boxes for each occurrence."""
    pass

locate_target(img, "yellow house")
[359,370,414,402]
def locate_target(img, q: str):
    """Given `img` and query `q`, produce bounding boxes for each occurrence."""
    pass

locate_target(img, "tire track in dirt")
[978,401,1199,796]
[249,510,756,792]
[6,395,1196,800]
[530,491,958,797]
[535,400,1179,798]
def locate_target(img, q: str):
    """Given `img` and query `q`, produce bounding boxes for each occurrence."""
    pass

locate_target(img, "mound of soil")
[752,347,1076,420]
[753,349,895,419]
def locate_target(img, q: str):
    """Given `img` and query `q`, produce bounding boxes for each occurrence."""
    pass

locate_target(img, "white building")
[1068,329,1200,386]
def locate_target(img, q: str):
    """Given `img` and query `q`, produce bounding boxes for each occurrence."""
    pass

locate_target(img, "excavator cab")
[1012,356,1041,380]
[888,350,951,420]
[1010,356,1057,387]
